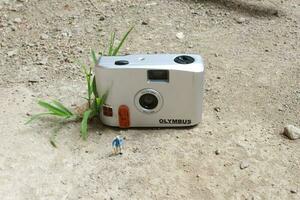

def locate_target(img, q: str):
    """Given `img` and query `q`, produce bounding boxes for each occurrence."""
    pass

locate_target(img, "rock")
[215,150,220,155]
[26,42,35,47]
[235,17,246,24]
[13,17,22,24]
[99,16,105,21]
[278,105,284,111]
[40,33,49,40]
[141,21,148,25]
[214,107,221,112]
[61,28,72,37]
[28,77,39,83]
[176,32,185,40]
[36,57,48,65]
[11,26,17,31]
[284,125,300,140]
[7,49,18,57]
[0,22,8,28]
[75,46,84,53]
[240,161,250,169]
[145,2,158,6]
[290,189,297,194]
[85,26,93,33]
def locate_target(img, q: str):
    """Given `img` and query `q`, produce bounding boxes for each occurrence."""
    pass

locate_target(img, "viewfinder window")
[147,70,169,82]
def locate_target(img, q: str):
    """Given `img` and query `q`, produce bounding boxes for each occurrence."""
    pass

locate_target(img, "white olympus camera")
[95,54,205,128]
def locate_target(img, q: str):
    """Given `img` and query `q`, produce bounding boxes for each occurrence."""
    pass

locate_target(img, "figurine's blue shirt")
[112,138,123,147]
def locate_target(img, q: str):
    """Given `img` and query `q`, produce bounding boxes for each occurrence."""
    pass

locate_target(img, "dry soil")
[0,0,299,199]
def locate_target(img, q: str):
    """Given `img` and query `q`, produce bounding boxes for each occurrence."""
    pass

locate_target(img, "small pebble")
[176,32,185,40]
[7,49,18,57]
[75,46,84,53]
[215,150,220,155]
[37,57,48,65]
[13,17,22,24]
[284,125,300,140]
[240,161,250,170]
[214,107,221,112]
[290,189,297,194]
[145,2,158,6]
[141,21,148,25]
[235,17,246,24]
[40,33,49,40]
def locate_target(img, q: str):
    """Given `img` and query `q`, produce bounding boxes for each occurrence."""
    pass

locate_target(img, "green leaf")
[51,100,74,116]
[38,100,70,117]
[92,76,99,98]
[91,49,98,65]
[50,140,57,148]
[80,96,89,101]
[108,32,116,56]
[81,63,88,77]
[80,109,92,140]
[92,97,102,115]
[25,112,55,124]
[112,26,134,56]
[49,121,65,148]
[100,90,109,105]
[81,63,93,107]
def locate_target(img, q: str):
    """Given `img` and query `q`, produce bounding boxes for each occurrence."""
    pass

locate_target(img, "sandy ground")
[0,0,299,199]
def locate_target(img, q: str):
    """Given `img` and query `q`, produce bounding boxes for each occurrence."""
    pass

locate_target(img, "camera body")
[95,54,204,128]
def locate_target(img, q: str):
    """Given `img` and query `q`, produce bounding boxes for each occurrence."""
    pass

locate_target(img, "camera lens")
[139,93,158,110]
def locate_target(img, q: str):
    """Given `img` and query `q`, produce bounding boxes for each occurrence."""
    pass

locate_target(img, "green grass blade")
[92,76,99,98]
[51,100,74,116]
[108,32,116,56]
[92,97,102,116]
[38,100,69,117]
[112,26,134,56]
[87,78,92,106]
[25,112,55,124]
[91,49,98,65]
[81,63,88,77]
[81,96,89,100]
[81,63,92,107]
[49,121,65,148]
[80,109,92,140]
[100,90,109,105]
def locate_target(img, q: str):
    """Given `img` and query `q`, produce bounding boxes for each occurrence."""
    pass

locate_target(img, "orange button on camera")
[118,105,130,128]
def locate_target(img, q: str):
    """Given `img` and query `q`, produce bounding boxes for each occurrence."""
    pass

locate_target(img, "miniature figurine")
[112,135,124,155]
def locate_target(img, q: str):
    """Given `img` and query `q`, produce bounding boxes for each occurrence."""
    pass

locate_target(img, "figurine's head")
[116,135,121,140]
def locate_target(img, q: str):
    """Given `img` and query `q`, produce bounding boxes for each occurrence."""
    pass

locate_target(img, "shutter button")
[115,60,129,65]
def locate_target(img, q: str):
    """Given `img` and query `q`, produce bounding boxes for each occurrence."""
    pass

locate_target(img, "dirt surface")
[0,0,299,199]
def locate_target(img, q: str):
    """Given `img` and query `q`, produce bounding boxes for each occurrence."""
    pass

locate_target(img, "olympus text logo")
[159,119,192,125]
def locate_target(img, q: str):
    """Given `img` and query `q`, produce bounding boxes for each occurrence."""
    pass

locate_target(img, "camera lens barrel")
[135,89,163,113]
[139,93,159,110]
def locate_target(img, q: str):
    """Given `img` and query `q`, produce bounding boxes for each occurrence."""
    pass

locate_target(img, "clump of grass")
[26,27,134,147]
